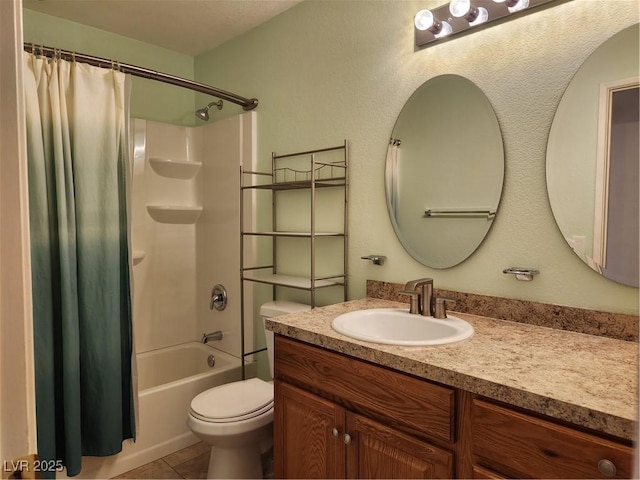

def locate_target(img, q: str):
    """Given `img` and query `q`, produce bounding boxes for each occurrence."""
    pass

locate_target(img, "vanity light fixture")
[415,0,570,48]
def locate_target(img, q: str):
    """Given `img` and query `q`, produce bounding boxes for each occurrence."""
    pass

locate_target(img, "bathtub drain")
[207,354,216,368]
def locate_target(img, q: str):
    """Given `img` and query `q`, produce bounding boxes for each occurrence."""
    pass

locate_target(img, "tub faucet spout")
[201,330,223,343]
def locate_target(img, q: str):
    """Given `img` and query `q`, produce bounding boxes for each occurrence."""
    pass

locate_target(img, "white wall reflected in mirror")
[593,80,639,284]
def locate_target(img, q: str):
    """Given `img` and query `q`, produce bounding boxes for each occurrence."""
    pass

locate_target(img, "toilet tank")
[260,301,311,378]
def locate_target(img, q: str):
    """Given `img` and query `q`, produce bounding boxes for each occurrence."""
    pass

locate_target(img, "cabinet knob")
[331,428,339,437]
[343,433,352,445]
[598,459,616,477]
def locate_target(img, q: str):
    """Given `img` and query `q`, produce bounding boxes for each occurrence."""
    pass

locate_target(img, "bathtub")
[137,341,241,392]
[67,342,252,479]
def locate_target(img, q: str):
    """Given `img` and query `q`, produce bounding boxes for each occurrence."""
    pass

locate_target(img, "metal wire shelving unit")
[239,141,349,376]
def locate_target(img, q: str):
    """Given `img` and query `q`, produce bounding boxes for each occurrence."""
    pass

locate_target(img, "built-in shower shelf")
[132,250,146,265]
[146,205,203,224]
[149,157,201,179]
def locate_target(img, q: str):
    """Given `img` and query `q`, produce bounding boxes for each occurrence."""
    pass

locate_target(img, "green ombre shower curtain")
[23,52,136,478]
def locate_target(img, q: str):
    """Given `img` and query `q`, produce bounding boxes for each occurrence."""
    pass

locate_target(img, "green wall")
[21,2,639,314]
[195,0,639,314]
[23,9,196,126]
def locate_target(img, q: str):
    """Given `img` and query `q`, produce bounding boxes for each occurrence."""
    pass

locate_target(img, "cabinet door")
[345,412,454,479]
[274,380,345,479]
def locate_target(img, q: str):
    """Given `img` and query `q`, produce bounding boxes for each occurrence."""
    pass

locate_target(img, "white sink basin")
[331,308,474,346]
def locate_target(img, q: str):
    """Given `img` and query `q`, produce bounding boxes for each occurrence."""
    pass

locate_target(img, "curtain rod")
[23,43,258,111]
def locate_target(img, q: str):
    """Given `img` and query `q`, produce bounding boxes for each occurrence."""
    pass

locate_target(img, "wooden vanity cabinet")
[273,335,635,479]
[274,335,455,479]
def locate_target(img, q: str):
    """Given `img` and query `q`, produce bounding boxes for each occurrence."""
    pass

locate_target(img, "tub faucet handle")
[210,284,227,311]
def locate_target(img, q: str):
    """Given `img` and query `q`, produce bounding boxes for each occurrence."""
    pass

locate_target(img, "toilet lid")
[189,378,273,423]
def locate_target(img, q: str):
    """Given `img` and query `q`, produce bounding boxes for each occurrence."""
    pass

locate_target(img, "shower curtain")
[23,52,136,478]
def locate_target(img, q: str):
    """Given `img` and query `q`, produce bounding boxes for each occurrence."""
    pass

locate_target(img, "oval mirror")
[386,74,504,268]
[546,24,639,287]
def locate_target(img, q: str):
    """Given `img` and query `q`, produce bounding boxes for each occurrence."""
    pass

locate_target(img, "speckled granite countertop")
[266,298,639,441]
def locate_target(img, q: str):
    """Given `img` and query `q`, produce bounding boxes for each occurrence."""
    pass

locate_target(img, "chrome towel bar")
[424,208,496,218]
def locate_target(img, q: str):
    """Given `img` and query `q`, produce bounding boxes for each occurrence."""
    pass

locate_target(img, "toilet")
[187,301,310,479]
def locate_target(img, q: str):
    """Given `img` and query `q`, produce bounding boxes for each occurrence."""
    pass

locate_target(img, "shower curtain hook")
[71,51,76,63]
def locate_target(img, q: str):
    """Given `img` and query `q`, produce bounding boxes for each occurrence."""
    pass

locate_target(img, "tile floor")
[113,442,273,479]
[113,442,210,479]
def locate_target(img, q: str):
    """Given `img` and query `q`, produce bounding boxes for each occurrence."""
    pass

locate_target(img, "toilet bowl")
[187,301,310,479]
[187,378,274,479]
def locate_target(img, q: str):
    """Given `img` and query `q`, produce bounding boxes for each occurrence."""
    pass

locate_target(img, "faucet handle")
[399,290,420,314]
[210,284,228,311]
[434,297,456,319]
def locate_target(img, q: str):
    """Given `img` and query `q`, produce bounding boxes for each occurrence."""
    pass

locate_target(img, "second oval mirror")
[546,24,639,287]
[386,74,504,268]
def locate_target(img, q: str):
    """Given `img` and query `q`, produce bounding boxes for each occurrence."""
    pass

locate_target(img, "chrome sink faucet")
[401,278,434,316]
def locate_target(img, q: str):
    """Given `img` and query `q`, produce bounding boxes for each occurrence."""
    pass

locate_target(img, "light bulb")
[414,8,451,37]
[435,21,452,38]
[492,0,530,13]
[414,9,436,31]
[449,0,488,25]
[450,0,472,17]
[507,0,529,12]
[469,7,488,25]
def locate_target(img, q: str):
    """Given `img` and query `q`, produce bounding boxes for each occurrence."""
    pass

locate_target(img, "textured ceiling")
[22,0,303,56]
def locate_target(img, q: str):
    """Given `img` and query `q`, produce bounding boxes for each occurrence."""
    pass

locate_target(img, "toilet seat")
[189,378,273,424]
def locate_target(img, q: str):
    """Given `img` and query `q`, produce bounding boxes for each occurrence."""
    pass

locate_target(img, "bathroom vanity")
[267,298,637,479]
